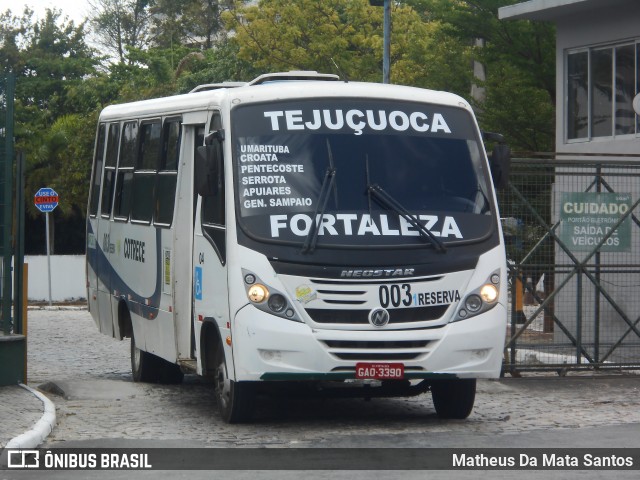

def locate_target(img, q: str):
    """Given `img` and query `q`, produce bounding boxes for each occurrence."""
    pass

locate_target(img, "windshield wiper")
[302,140,337,254]
[367,183,447,253]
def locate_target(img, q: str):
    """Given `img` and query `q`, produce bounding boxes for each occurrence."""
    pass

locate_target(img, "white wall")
[22,255,86,302]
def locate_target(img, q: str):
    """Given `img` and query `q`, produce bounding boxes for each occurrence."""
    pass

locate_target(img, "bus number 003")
[379,284,412,308]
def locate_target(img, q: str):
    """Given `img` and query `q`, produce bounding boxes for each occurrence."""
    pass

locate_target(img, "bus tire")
[213,346,255,423]
[131,330,161,383]
[431,378,476,419]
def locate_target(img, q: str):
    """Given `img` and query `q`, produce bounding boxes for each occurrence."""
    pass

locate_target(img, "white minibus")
[87,71,509,422]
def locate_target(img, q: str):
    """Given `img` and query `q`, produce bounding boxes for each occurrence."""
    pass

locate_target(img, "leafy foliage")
[89,0,152,64]
[1,8,99,226]
[405,0,556,150]
[224,0,472,94]
[174,41,261,93]
[150,0,232,50]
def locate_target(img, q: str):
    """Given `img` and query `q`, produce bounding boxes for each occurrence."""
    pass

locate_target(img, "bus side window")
[202,111,224,226]
[201,181,225,226]
[113,121,138,221]
[154,119,181,226]
[193,126,206,226]
[201,112,225,264]
[100,123,120,218]
[131,120,161,223]
[89,123,106,217]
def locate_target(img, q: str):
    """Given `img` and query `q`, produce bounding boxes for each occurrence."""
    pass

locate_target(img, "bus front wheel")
[431,378,476,419]
[213,346,255,423]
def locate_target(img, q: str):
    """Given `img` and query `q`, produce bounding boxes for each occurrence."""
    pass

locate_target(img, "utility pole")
[369,0,391,84]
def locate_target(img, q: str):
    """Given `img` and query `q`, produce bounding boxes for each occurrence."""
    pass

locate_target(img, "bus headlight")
[241,269,302,322]
[480,284,498,303]
[248,284,268,303]
[465,294,482,312]
[452,270,501,322]
[267,294,287,313]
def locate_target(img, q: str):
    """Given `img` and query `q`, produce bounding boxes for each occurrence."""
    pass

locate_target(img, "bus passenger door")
[171,118,203,360]
[87,123,106,321]
[193,112,230,367]
[95,122,121,336]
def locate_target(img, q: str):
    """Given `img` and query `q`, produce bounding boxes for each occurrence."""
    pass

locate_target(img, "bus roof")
[98,72,471,122]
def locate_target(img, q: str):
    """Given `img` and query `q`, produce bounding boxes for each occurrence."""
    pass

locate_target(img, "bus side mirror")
[195,144,222,197]
[489,143,511,191]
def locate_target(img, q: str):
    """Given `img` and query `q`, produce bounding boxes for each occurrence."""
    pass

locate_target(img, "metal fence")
[502,154,640,374]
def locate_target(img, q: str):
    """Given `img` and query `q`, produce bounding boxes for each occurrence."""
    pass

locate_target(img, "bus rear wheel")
[131,331,161,382]
[431,378,476,419]
[130,330,184,384]
[213,346,255,423]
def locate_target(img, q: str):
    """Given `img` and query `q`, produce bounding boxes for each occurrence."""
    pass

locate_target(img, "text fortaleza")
[270,213,463,238]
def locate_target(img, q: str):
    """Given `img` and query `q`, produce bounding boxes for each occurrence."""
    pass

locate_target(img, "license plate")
[355,363,404,380]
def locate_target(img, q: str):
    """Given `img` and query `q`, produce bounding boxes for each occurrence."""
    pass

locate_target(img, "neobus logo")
[341,268,415,278]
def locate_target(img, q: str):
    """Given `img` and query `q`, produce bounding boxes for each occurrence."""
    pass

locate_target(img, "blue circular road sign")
[34,187,59,213]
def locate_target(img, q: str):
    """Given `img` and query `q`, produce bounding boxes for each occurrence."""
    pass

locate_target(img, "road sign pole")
[45,211,52,307]
[34,187,59,306]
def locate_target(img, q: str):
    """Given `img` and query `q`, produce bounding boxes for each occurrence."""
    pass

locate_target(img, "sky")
[0,0,90,24]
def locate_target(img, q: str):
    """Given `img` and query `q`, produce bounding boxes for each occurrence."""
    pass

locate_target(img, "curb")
[5,384,56,449]
[27,305,87,311]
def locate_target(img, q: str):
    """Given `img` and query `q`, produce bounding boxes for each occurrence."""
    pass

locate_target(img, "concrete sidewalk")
[1,306,87,450]
[0,383,56,449]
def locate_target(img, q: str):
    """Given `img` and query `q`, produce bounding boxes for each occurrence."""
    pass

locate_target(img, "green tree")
[150,0,240,50]
[26,114,97,218]
[89,0,152,64]
[224,0,471,92]
[0,8,30,71]
[175,40,261,92]
[1,8,102,253]
[406,0,556,151]
[1,8,99,219]
[1,9,97,124]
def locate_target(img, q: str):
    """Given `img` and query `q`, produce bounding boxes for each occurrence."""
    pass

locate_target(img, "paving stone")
[0,385,44,448]
[19,309,640,447]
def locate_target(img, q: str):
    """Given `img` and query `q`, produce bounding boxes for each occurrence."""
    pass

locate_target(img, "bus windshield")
[232,99,496,250]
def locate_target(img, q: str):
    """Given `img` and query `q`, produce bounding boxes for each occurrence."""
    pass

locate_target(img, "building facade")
[500,0,640,155]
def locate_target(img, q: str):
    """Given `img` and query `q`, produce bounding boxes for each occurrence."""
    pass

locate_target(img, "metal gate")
[501,155,640,374]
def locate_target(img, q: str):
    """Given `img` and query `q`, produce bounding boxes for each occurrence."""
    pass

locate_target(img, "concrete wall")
[22,255,86,302]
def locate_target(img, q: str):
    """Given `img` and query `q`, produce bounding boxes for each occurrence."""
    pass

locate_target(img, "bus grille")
[305,305,448,324]
[322,339,431,361]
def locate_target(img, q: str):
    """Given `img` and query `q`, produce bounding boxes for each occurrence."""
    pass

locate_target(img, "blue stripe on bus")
[87,222,164,319]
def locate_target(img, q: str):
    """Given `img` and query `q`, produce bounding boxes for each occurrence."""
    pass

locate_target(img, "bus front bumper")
[232,304,506,382]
